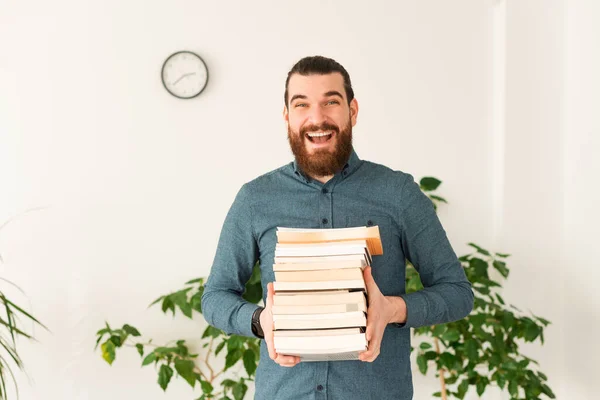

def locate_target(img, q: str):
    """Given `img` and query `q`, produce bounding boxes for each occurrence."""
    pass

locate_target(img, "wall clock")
[161,51,208,99]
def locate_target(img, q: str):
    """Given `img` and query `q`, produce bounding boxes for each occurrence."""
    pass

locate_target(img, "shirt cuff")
[237,302,262,338]
[396,292,428,329]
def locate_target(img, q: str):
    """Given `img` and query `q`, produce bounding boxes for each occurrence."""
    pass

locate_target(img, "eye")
[294,103,308,108]
[326,100,340,105]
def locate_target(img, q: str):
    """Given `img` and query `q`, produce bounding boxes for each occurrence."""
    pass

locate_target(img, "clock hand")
[172,72,197,85]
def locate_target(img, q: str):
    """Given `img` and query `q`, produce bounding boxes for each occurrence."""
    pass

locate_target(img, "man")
[201,55,474,400]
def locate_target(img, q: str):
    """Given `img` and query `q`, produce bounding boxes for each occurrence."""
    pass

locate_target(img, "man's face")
[284,72,359,177]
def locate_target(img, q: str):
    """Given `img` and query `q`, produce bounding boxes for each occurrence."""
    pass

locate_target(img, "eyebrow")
[289,91,344,104]
[324,91,344,99]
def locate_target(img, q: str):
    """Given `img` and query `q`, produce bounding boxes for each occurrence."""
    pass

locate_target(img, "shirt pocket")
[345,214,393,257]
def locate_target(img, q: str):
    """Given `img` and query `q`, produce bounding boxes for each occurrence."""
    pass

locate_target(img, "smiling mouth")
[306,131,335,144]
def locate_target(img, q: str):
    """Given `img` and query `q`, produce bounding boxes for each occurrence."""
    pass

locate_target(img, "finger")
[265,284,277,360]
[365,322,373,342]
[266,282,274,307]
[359,330,380,362]
[275,354,301,366]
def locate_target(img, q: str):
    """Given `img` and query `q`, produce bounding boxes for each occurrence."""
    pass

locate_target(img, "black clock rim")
[161,50,209,100]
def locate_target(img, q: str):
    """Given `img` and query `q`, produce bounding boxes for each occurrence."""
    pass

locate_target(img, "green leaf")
[493,260,509,278]
[524,323,541,341]
[158,364,173,391]
[439,352,458,370]
[502,311,515,330]
[109,335,122,347]
[191,290,203,313]
[508,380,518,397]
[135,343,144,357]
[417,354,428,375]
[457,379,469,398]
[465,339,478,361]
[476,379,487,396]
[420,177,442,191]
[227,335,245,351]
[495,293,506,305]
[221,379,237,387]
[200,379,214,394]
[233,382,248,400]
[467,243,490,256]
[432,325,446,336]
[469,258,489,279]
[122,324,141,337]
[243,349,257,377]
[215,341,226,356]
[174,359,197,387]
[225,349,243,370]
[142,352,157,366]
[162,289,193,318]
[161,297,175,315]
[495,252,511,258]
[429,194,448,203]
[441,329,460,342]
[419,342,432,350]
[101,340,116,365]
[202,325,222,339]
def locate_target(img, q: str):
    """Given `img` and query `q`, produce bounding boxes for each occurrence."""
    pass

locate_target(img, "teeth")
[307,131,333,137]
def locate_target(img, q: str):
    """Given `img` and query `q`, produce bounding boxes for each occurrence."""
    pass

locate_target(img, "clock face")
[161,51,208,99]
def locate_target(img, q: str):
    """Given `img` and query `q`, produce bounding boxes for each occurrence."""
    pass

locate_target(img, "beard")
[287,119,353,178]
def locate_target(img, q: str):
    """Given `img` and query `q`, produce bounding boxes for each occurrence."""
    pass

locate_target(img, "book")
[275,246,373,265]
[274,253,370,266]
[272,259,367,272]
[274,333,366,352]
[273,279,366,292]
[276,226,383,256]
[272,301,366,315]
[273,310,366,330]
[272,290,366,306]
[274,267,363,282]
[275,240,373,264]
[274,327,364,337]
[286,349,366,362]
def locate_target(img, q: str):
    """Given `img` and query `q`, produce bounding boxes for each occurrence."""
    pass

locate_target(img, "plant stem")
[434,336,448,400]
[205,336,215,381]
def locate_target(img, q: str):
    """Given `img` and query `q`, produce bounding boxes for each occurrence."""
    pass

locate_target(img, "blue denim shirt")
[201,149,474,400]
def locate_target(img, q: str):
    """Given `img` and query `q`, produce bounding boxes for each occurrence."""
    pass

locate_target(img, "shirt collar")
[292,147,362,183]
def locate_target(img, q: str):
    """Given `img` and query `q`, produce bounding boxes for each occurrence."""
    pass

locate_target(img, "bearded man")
[202,55,474,400]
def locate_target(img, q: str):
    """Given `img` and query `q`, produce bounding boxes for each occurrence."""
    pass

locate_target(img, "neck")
[311,174,334,184]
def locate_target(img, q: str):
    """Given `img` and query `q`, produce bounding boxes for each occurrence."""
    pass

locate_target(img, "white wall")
[0,0,596,399]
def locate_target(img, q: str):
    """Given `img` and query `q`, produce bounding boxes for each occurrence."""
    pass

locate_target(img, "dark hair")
[284,55,354,107]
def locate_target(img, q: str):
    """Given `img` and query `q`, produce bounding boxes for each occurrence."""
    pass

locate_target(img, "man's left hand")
[359,266,407,362]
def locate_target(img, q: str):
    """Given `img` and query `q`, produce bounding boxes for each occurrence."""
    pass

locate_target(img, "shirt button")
[322,218,328,224]
[367,220,374,226]
[343,171,348,176]
[317,385,324,391]
[321,188,328,194]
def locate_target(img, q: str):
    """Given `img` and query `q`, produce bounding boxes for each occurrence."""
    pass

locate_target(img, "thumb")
[363,267,378,293]
[266,282,274,309]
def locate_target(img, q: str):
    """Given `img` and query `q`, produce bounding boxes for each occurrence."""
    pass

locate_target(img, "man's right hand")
[261,282,301,367]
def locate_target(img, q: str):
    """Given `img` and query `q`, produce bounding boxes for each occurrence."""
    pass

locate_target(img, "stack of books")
[272,226,383,362]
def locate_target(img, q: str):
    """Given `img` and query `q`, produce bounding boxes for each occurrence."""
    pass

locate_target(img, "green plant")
[96,263,262,400]
[96,177,554,400]
[411,178,555,400]
[0,211,48,400]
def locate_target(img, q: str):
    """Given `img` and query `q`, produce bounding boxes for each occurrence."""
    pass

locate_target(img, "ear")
[349,98,359,126]
[283,105,289,128]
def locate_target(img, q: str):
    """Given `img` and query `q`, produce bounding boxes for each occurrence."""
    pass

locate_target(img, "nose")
[307,105,328,125]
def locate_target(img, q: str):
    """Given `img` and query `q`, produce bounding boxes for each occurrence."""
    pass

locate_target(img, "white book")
[273,279,366,292]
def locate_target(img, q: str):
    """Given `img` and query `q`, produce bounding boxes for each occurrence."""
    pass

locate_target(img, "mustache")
[300,122,339,137]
